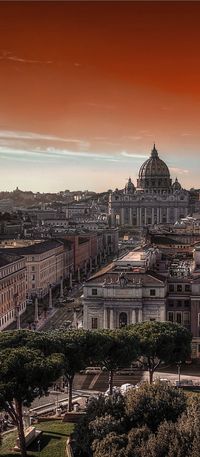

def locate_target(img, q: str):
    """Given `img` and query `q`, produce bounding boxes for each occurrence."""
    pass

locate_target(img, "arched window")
[119,312,127,328]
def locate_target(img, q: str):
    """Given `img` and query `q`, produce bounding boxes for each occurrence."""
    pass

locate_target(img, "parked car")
[26,299,33,305]
[120,383,134,394]
[175,379,193,387]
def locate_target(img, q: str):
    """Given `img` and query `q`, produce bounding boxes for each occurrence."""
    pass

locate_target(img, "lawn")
[0,420,74,457]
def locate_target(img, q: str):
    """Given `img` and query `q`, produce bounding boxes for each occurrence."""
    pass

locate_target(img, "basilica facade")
[109,145,190,227]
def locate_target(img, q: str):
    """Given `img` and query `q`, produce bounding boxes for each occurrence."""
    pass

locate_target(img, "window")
[177,285,182,292]
[184,300,190,307]
[177,300,182,307]
[169,284,174,292]
[176,312,182,324]
[92,288,97,296]
[32,274,35,281]
[183,312,190,325]
[185,284,191,292]
[168,312,174,322]
[32,266,35,272]
[198,313,200,327]
[150,289,156,296]
[91,318,98,329]
[168,301,174,307]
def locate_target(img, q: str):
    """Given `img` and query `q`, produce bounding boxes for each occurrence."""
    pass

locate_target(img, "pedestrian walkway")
[35,308,58,331]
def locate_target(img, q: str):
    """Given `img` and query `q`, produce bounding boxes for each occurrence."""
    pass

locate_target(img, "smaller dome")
[124,177,135,194]
[172,177,182,191]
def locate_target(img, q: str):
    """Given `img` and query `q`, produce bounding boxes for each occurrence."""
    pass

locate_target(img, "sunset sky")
[0,0,200,192]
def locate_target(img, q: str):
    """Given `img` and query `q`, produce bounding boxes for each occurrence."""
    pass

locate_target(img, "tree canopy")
[130,321,192,382]
[0,345,62,457]
[92,329,139,394]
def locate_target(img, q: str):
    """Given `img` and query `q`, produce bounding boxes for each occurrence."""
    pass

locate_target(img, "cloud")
[170,167,189,175]
[0,145,115,162]
[121,151,148,159]
[181,133,193,137]
[0,50,52,64]
[0,130,87,144]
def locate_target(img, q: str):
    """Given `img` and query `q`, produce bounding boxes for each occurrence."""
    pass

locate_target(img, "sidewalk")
[35,308,58,331]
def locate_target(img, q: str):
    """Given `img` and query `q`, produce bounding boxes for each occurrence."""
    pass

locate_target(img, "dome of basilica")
[137,145,172,193]
[124,177,135,194]
[172,177,182,191]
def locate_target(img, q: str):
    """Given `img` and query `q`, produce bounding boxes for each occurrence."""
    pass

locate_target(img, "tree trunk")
[68,377,73,412]
[149,369,154,384]
[108,370,114,395]
[15,399,27,457]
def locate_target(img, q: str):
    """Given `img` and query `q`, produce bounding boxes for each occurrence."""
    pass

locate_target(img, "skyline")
[0,1,200,192]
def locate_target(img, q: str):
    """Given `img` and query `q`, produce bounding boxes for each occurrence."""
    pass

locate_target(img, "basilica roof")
[138,145,170,180]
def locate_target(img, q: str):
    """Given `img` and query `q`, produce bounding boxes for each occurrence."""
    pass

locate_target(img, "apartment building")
[0,254,26,330]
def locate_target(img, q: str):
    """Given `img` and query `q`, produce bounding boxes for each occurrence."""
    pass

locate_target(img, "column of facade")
[121,207,125,225]
[84,261,87,276]
[77,267,81,282]
[110,309,114,329]
[139,207,142,226]
[136,208,140,227]
[111,210,115,227]
[131,309,136,324]
[159,207,162,223]
[151,207,155,225]
[167,207,170,223]
[138,308,143,322]
[160,307,166,322]
[103,307,108,329]
[157,207,160,224]
[144,208,147,226]
[129,208,133,226]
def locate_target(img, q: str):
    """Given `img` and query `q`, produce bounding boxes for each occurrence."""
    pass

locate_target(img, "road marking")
[88,374,100,389]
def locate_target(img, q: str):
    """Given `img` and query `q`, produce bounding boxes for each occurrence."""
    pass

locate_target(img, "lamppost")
[177,361,182,386]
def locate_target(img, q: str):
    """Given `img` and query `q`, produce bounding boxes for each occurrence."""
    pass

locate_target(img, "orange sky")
[0,1,200,192]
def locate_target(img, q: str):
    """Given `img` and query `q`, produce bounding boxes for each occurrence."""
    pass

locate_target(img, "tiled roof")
[0,254,23,267]
[86,268,166,285]
[0,240,63,256]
